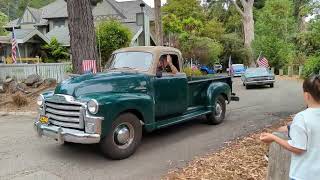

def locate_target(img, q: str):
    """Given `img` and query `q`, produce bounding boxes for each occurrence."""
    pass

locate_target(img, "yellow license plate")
[39,116,49,124]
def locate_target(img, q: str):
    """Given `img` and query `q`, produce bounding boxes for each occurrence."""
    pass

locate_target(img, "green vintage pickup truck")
[34,46,238,159]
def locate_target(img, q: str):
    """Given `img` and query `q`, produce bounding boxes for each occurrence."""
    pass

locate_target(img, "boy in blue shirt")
[260,75,320,180]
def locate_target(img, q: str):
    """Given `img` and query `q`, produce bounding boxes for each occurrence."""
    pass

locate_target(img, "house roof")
[4,18,20,28]
[13,29,50,44]
[0,36,10,44]
[46,26,70,46]
[27,7,43,22]
[118,0,154,22]
[5,0,154,27]
[41,0,68,19]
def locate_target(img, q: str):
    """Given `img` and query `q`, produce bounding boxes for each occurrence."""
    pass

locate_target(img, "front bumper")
[245,80,275,85]
[233,73,244,77]
[34,121,101,144]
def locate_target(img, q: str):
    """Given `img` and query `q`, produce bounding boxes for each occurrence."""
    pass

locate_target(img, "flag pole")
[16,43,22,63]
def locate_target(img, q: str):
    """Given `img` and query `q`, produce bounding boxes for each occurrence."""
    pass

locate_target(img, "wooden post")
[267,132,291,180]
[288,66,293,77]
[279,69,283,76]
[271,67,275,74]
[299,66,303,78]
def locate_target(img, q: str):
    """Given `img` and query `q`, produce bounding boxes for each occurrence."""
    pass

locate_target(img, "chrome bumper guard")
[245,80,275,85]
[34,122,101,144]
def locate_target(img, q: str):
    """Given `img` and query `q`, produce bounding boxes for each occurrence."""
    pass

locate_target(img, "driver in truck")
[157,54,178,74]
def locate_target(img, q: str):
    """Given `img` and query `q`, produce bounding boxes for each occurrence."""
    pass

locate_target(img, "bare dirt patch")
[276,75,303,81]
[0,85,55,112]
[163,116,293,180]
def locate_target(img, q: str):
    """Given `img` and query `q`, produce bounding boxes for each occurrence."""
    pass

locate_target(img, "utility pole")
[154,0,163,46]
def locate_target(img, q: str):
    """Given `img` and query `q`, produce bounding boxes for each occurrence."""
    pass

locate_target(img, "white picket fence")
[0,63,71,82]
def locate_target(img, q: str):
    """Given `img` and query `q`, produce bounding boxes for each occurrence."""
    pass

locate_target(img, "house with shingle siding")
[0,0,155,60]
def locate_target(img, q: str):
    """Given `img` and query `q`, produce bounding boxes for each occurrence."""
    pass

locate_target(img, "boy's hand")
[260,133,275,143]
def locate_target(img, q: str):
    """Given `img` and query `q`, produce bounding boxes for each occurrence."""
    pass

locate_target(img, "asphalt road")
[0,77,305,180]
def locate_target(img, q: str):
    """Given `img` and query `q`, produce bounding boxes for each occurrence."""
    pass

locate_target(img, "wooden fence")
[0,63,71,82]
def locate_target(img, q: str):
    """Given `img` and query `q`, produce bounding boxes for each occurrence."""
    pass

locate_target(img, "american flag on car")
[82,60,97,74]
[257,56,269,68]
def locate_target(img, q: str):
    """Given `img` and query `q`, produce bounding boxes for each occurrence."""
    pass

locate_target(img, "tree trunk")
[243,4,255,67]
[66,0,99,74]
[154,0,163,46]
[232,0,255,67]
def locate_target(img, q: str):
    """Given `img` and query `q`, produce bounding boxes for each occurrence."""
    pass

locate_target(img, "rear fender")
[206,82,231,110]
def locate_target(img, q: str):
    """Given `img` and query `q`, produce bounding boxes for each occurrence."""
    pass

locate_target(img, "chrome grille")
[44,100,84,129]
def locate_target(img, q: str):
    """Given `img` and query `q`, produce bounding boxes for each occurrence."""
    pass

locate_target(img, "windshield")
[246,68,268,74]
[108,52,153,71]
[232,64,244,70]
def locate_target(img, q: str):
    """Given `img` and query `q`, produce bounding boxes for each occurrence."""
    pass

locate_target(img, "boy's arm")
[271,134,305,155]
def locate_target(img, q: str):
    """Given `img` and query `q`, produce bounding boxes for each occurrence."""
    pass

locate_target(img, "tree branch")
[231,0,244,17]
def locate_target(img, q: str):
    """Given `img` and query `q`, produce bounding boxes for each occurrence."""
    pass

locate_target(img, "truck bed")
[187,75,233,107]
[187,76,232,89]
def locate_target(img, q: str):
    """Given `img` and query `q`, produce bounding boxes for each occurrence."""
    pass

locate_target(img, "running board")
[155,110,211,129]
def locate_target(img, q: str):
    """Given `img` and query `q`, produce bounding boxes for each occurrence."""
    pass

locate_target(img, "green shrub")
[183,67,203,77]
[42,37,70,62]
[96,20,132,66]
[303,55,320,78]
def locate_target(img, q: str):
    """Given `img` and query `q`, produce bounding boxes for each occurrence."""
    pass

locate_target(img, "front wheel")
[207,95,226,125]
[100,113,142,160]
[270,83,274,88]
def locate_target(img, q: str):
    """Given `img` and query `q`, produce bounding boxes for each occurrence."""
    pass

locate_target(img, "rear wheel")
[245,84,250,89]
[100,113,142,160]
[207,95,226,125]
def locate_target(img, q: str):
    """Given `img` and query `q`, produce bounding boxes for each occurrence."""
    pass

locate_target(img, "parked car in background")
[241,67,275,89]
[199,65,215,74]
[232,64,246,77]
[214,64,223,73]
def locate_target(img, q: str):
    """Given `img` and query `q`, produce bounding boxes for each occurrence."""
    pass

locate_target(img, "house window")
[53,19,65,28]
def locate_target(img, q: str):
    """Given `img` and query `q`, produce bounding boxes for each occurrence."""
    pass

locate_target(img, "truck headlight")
[37,95,44,106]
[87,99,99,114]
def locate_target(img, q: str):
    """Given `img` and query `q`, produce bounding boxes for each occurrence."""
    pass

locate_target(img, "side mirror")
[156,71,162,78]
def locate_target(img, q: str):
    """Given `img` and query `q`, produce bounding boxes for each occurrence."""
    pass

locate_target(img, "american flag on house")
[257,56,269,68]
[82,60,97,74]
[11,27,17,64]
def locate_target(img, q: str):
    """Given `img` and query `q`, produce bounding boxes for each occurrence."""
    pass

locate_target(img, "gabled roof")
[5,0,155,28]
[4,18,20,28]
[0,36,10,44]
[46,26,70,46]
[27,7,43,22]
[41,0,68,19]
[118,0,154,22]
[13,29,50,44]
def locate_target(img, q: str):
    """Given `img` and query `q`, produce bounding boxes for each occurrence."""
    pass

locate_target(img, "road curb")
[0,111,37,116]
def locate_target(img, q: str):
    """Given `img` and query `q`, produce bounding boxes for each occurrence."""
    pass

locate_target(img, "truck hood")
[54,71,150,98]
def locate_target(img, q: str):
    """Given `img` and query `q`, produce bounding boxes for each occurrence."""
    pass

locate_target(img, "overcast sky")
[117,0,167,8]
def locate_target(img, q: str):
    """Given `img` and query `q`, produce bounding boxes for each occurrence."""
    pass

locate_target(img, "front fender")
[206,82,231,109]
[91,93,155,137]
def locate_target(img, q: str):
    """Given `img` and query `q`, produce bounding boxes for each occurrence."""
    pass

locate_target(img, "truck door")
[153,54,188,119]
